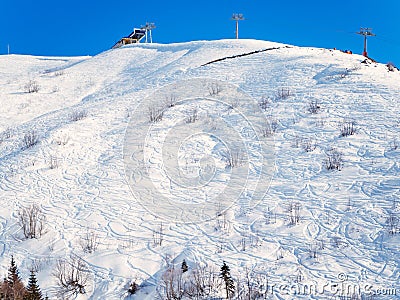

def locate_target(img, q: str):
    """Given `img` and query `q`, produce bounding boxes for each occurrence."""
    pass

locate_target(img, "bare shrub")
[340,68,350,78]
[275,87,292,100]
[18,203,46,239]
[54,70,64,76]
[215,208,230,232]
[388,138,398,151]
[264,207,276,225]
[148,105,164,123]
[292,135,302,148]
[54,133,69,146]
[386,212,399,235]
[49,155,59,169]
[259,119,278,137]
[286,201,301,226]
[302,138,316,152]
[236,267,268,300]
[204,113,218,131]
[308,100,321,114]
[22,130,39,149]
[25,80,40,93]
[52,86,59,93]
[339,119,356,137]
[331,236,348,249]
[228,98,239,110]
[153,223,164,247]
[79,230,99,253]
[325,148,343,170]
[185,265,221,299]
[186,108,198,123]
[259,96,271,110]
[160,266,185,300]
[276,247,284,260]
[208,83,222,96]
[31,257,52,273]
[315,117,326,128]
[164,94,177,108]
[70,109,87,122]
[53,256,90,297]
[308,242,319,259]
[2,127,13,139]
[222,148,245,168]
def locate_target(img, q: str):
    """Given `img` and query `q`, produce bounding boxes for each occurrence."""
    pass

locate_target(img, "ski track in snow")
[0,39,399,299]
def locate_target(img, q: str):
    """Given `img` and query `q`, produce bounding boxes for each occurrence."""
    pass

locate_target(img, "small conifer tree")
[6,255,26,300]
[181,259,188,273]
[24,269,43,300]
[220,261,234,299]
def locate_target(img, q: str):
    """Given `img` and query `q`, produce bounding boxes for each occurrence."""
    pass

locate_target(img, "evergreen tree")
[181,259,188,273]
[220,261,235,299]
[7,255,21,286]
[24,270,42,300]
[0,278,6,300]
[5,255,26,300]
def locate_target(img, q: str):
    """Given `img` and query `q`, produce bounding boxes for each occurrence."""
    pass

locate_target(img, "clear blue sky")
[1,0,399,65]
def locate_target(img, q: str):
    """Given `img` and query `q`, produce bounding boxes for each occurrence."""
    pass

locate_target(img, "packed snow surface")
[0,39,399,299]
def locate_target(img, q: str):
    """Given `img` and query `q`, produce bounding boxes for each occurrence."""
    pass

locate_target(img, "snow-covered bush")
[164,94,177,108]
[208,83,222,96]
[79,230,99,253]
[339,119,356,137]
[160,266,185,300]
[222,148,245,168]
[54,133,69,146]
[70,109,87,122]
[53,256,89,297]
[18,203,46,239]
[54,70,64,76]
[185,108,198,123]
[24,80,40,93]
[388,138,399,151]
[148,105,164,123]
[302,138,316,152]
[275,87,292,100]
[22,130,39,149]
[259,119,278,137]
[259,96,271,110]
[153,223,164,247]
[386,212,399,235]
[286,201,301,226]
[324,148,343,170]
[158,264,221,300]
[49,155,59,169]
[308,99,321,114]
[2,127,13,139]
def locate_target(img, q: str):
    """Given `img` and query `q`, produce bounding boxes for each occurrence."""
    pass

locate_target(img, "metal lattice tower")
[141,22,156,43]
[231,13,244,39]
[356,27,375,57]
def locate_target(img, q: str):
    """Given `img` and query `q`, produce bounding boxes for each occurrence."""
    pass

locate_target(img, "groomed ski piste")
[0,39,399,299]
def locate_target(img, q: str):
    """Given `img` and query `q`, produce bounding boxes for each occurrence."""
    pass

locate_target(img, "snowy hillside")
[0,39,399,299]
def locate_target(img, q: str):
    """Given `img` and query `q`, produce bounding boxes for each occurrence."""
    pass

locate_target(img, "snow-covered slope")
[0,39,399,299]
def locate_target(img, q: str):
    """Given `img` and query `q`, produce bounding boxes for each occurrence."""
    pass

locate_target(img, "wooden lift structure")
[112,28,146,49]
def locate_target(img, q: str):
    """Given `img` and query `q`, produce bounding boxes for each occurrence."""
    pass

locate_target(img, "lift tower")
[142,22,156,43]
[357,28,375,57]
[231,14,244,39]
